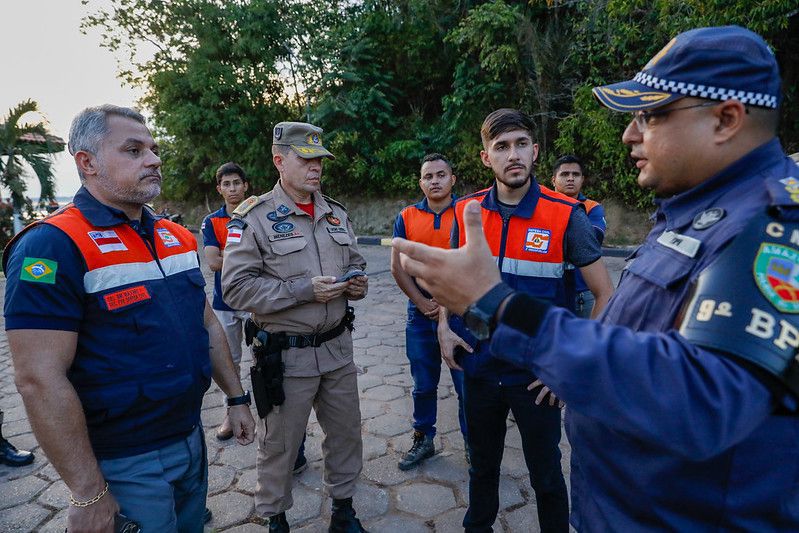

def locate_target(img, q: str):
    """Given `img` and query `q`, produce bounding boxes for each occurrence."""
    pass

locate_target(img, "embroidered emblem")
[326,214,341,226]
[273,221,295,233]
[277,204,292,215]
[274,127,283,140]
[88,230,128,253]
[692,208,726,230]
[267,211,289,222]
[156,228,181,248]
[307,133,321,145]
[524,228,551,254]
[780,177,799,204]
[327,227,348,234]
[227,227,243,244]
[20,257,57,284]
[104,285,151,311]
[754,242,799,313]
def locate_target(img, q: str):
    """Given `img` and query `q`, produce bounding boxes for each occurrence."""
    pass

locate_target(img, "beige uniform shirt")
[221,181,366,377]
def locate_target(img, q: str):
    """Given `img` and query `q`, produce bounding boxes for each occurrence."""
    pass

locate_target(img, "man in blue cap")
[393,26,799,530]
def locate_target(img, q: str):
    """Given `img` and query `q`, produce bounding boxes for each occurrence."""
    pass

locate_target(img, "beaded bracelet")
[69,482,109,507]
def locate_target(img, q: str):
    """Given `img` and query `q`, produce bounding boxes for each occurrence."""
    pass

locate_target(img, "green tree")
[83,0,294,200]
[0,100,63,236]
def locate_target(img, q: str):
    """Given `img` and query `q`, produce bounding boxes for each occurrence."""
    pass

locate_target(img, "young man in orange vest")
[391,153,468,470]
[202,162,252,440]
[551,155,608,318]
[438,109,613,532]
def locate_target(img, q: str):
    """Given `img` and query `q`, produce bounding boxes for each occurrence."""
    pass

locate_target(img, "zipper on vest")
[497,213,511,272]
[131,221,166,276]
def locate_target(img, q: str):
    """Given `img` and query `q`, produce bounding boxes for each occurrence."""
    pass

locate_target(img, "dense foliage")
[84,0,799,209]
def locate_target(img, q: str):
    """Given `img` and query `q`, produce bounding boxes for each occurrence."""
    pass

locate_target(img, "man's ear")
[243,181,250,193]
[532,143,540,162]
[272,153,284,172]
[714,100,746,144]
[480,150,492,168]
[216,184,223,196]
[74,151,99,178]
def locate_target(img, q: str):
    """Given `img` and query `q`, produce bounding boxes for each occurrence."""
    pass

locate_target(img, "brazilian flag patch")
[20,257,58,284]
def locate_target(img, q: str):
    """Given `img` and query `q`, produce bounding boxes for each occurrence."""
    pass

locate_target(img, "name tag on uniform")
[657,230,701,258]
[268,231,304,242]
[104,285,151,311]
[327,227,348,234]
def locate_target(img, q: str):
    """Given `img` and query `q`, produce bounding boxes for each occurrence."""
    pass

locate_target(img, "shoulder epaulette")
[227,218,247,230]
[323,194,348,211]
[232,195,262,217]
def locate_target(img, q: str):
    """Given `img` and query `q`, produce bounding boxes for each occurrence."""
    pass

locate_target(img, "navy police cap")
[593,26,780,112]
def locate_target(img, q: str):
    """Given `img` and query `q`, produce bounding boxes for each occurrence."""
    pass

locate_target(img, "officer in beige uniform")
[221,122,368,533]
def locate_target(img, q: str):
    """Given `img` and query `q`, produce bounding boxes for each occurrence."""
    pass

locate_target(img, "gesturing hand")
[393,200,500,315]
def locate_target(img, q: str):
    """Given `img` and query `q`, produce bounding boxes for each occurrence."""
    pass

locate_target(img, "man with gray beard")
[4,105,254,532]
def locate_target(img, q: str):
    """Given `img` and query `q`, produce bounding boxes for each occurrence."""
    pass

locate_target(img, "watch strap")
[226,391,251,407]
[474,282,516,330]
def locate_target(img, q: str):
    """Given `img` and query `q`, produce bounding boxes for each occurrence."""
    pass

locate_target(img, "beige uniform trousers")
[254,360,362,516]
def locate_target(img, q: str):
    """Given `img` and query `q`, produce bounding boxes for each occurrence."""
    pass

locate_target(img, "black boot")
[397,431,434,471]
[329,498,367,533]
[0,436,34,467]
[268,512,290,533]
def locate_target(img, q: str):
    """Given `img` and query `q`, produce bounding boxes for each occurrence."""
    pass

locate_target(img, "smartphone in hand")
[335,269,366,283]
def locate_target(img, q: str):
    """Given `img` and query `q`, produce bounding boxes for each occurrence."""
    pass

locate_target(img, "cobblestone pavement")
[0,243,625,532]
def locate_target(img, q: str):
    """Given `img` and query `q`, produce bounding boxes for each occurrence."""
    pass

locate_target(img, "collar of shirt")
[657,138,786,230]
[480,176,540,219]
[274,180,332,220]
[577,192,587,202]
[72,186,159,231]
[213,204,229,218]
[414,194,456,213]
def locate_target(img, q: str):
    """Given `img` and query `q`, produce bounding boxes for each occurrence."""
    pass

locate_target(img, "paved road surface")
[0,243,625,532]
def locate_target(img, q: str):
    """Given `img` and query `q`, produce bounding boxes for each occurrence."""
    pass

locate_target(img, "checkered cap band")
[633,72,778,109]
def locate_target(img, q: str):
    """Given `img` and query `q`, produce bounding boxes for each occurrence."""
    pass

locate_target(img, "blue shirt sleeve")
[450,213,460,249]
[587,203,607,245]
[392,212,406,239]
[490,306,774,460]
[201,214,219,248]
[4,224,86,331]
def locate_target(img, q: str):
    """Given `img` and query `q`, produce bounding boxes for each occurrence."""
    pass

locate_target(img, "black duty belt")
[249,306,355,351]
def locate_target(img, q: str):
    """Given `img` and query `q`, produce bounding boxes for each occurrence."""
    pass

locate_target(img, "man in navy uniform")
[5,105,255,532]
[394,26,799,530]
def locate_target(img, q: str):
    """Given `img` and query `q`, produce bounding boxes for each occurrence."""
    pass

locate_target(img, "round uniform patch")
[272,221,295,233]
[267,211,289,222]
[754,242,799,313]
[277,204,292,215]
[692,208,726,230]
[326,214,341,226]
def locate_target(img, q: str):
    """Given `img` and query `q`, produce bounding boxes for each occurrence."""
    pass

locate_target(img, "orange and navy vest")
[8,201,212,458]
[393,196,456,307]
[450,181,578,384]
[201,205,235,311]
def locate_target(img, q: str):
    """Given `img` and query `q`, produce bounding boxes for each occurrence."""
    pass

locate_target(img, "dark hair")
[480,108,535,147]
[420,153,453,172]
[552,154,585,176]
[215,162,248,185]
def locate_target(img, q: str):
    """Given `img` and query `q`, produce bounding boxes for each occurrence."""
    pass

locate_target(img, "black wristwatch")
[226,391,252,407]
[462,283,515,340]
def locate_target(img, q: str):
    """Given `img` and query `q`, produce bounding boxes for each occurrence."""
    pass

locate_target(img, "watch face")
[464,306,490,340]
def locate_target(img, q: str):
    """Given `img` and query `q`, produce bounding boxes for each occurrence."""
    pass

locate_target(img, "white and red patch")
[88,230,128,253]
[524,228,551,254]
[227,227,243,244]
[156,228,181,248]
